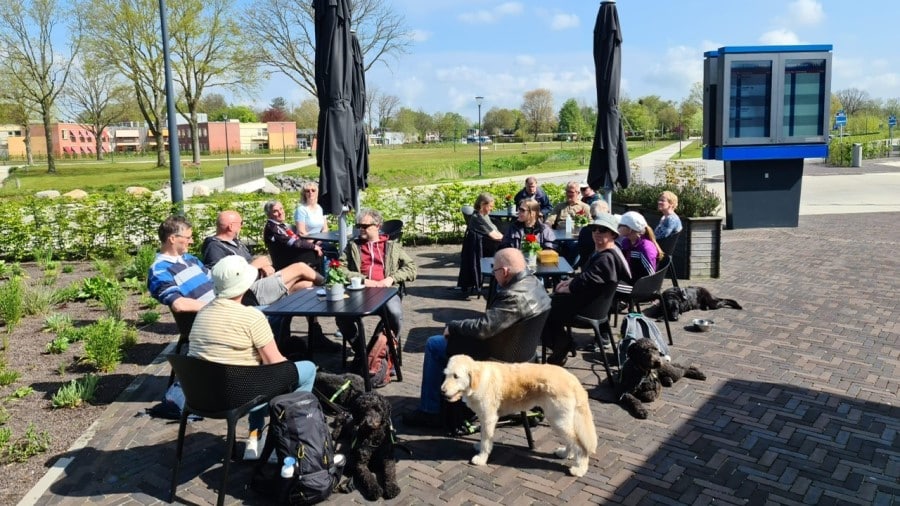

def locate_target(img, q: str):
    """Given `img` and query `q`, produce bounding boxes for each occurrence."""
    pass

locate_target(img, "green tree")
[199,93,228,118]
[557,98,586,138]
[222,105,258,123]
[170,0,261,163]
[482,107,521,137]
[84,0,168,167]
[292,98,319,130]
[834,88,870,116]
[244,0,411,97]
[621,98,655,134]
[580,105,597,140]
[0,0,83,173]
[434,112,467,142]
[521,88,555,141]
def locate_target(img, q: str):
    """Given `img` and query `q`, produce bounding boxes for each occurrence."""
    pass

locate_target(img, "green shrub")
[51,282,83,304]
[614,160,722,218]
[0,364,19,386]
[121,326,138,349]
[139,293,159,309]
[2,423,51,463]
[9,386,33,399]
[83,317,126,372]
[44,313,73,333]
[122,276,143,293]
[138,310,161,325]
[0,277,24,331]
[59,325,88,343]
[22,285,53,317]
[61,264,74,274]
[96,281,126,320]
[123,244,157,281]
[0,405,9,425]
[46,336,70,354]
[0,427,9,446]
[78,276,117,300]
[51,374,99,408]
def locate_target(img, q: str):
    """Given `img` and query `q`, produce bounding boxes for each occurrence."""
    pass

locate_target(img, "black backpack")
[257,391,341,505]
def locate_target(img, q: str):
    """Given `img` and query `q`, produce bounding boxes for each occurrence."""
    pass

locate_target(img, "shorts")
[249,272,288,306]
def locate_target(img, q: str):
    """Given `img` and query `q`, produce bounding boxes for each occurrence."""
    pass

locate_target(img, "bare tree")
[521,89,555,141]
[373,93,400,134]
[84,0,168,167]
[835,88,871,116]
[0,86,38,165]
[0,0,82,173]
[243,0,411,97]
[62,61,131,160]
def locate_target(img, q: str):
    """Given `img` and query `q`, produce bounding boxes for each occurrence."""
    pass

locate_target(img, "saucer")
[346,285,365,291]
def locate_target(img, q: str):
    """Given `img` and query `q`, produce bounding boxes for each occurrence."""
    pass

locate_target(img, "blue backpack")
[618,313,671,373]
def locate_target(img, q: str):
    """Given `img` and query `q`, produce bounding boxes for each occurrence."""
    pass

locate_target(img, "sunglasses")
[304,189,317,192]
[356,223,376,229]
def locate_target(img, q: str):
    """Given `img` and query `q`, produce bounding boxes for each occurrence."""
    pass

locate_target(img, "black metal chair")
[166,310,197,387]
[621,257,674,345]
[656,230,682,288]
[552,282,620,385]
[167,355,298,506]
[381,219,403,242]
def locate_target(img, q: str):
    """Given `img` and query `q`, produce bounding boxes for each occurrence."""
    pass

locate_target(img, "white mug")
[350,277,363,289]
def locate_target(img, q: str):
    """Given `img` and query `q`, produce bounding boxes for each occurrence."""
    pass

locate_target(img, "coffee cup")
[350,277,363,289]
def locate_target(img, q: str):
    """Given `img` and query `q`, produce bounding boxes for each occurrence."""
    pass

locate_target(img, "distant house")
[5,122,112,158]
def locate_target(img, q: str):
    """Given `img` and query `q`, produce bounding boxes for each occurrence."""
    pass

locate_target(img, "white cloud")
[410,29,431,43]
[759,29,801,45]
[641,45,704,100]
[515,54,537,66]
[458,1,523,24]
[787,0,825,26]
[550,13,579,31]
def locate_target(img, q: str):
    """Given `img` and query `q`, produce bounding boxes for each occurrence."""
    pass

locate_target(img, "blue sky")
[264,0,899,121]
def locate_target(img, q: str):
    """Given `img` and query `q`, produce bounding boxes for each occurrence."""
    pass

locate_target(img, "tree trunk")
[155,132,166,167]
[23,122,34,166]
[95,127,104,161]
[190,111,200,164]
[43,110,56,173]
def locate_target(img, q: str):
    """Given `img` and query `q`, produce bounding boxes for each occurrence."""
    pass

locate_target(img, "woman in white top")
[294,181,327,235]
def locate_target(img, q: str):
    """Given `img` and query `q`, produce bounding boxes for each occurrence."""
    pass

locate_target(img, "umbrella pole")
[338,207,349,252]
[603,172,613,210]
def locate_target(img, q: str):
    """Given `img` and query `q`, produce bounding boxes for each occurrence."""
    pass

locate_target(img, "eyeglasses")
[517,208,528,213]
[356,223,376,229]
[492,266,505,274]
[304,189,317,192]
[173,234,191,239]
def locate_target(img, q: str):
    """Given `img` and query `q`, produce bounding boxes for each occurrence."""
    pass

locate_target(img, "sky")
[261,0,899,122]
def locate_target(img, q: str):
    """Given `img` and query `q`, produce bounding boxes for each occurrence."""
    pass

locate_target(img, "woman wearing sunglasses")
[294,181,327,236]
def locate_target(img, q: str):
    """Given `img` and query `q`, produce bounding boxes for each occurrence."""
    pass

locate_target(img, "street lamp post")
[223,116,230,166]
[475,96,484,177]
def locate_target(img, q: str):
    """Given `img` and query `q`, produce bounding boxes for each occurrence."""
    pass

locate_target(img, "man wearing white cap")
[580,181,601,206]
[188,255,316,460]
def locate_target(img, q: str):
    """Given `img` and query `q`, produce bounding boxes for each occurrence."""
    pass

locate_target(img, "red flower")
[328,259,342,269]
[524,234,538,243]
[576,209,586,215]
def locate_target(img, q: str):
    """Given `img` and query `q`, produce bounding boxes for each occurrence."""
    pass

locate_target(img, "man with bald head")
[402,248,551,429]
[202,210,323,306]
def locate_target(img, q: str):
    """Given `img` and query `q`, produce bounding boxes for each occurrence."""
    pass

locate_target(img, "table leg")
[353,318,372,391]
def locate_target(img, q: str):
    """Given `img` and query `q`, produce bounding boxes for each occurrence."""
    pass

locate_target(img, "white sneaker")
[243,432,267,461]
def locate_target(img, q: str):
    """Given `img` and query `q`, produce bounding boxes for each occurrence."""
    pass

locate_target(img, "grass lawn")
[1,140,674,195]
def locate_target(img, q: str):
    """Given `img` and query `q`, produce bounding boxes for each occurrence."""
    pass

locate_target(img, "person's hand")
[381,276,395,287]
[555,279,571,294]
[443,326,450,338]
[314,245,323,257]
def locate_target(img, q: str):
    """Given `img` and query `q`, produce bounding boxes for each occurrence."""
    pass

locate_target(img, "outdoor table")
[262,286,400,391]
[488,210,518,234]
[551,228,582,245]
[480,256,574,305]
[301,230,357,244]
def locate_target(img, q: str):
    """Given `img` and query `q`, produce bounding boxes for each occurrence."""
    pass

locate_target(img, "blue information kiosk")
[703,45,832,229]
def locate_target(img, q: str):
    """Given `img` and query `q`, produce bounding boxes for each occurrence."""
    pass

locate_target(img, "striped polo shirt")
[187,298,274,366]
[148,252,215,307]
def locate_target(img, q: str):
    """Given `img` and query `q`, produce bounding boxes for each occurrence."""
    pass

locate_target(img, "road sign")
[889,115,897,128]
[835,112,847,127]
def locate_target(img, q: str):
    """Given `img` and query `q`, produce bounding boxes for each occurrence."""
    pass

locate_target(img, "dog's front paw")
[634,406,649,419]
[554,445,573,459]
[359,484,382,501]
[687,366,707,380]
[659,376,674,387]
[383,482,401,499]
[569,462,588,477]
[470,453,489,466]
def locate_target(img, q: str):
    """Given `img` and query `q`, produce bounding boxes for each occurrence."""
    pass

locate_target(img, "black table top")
[551,229,582,242]
[480,256,573,278]
[488,210,519,221]
[262,286,399,318]
[300,230,357,243]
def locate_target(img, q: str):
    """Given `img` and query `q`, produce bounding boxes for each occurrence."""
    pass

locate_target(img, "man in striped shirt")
[148,215,215,312]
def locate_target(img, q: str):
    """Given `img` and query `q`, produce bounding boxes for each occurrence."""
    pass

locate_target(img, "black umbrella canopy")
[314,0,361,215]
[350,31,369,204]
[588,0,630,194]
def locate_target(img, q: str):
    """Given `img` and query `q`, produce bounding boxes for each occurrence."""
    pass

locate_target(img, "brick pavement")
[27,213,899,505]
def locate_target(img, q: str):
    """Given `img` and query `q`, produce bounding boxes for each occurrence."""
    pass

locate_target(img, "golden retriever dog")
[441,354,597,477]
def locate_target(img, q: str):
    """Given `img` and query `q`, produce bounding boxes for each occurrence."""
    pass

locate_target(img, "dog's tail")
[574,390,598,455]
[716,298,742,310]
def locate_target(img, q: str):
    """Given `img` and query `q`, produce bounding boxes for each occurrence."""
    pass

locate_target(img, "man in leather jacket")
[402,248,551,428]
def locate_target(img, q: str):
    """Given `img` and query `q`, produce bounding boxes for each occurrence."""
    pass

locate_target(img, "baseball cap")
[212,255,258,299]
[619,211,648,232]
[579,180,590,189]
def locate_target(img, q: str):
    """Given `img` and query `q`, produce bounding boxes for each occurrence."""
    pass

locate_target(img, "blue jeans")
[419,334,448,414]
[249,360,316,432]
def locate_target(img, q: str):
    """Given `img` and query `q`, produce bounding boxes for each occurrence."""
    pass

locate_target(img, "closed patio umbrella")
[314,0,365,250]
[350,31,369,204]
[588,0,630,204]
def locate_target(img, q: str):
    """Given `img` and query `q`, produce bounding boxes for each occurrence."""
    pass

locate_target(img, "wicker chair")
[167,355,298,506]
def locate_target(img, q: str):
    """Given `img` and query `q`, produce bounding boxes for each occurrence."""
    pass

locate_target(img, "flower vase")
[525,252,537,269]
[326,284,345,301]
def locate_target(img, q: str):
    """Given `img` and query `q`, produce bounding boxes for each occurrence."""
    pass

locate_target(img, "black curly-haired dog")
[345,391,400,501]
[614,337,706,419]
[645,286,742,321]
